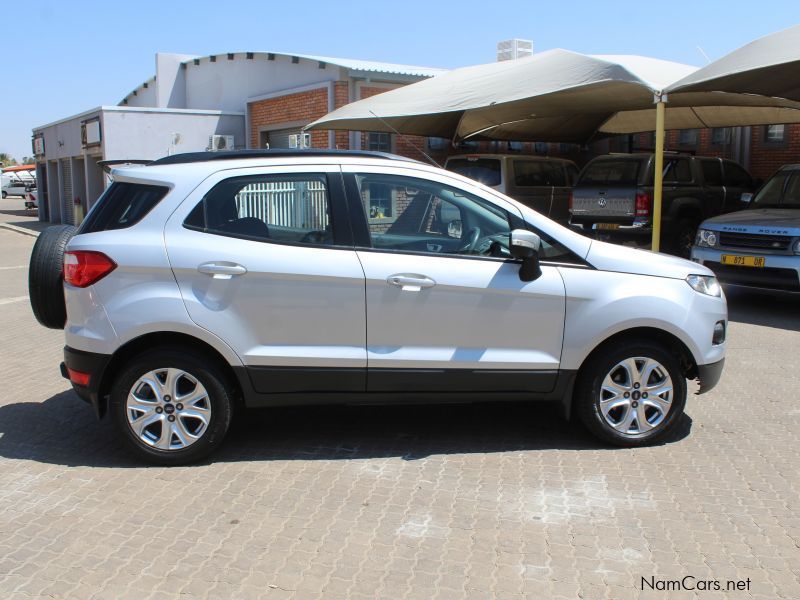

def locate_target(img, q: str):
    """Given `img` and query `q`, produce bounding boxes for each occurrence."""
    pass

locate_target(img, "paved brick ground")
[0,205,798,599]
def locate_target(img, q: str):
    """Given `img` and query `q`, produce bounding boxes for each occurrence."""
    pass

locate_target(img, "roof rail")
[148,149,421,166]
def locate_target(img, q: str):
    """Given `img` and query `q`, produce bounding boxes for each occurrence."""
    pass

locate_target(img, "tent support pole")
[652,94,667,252]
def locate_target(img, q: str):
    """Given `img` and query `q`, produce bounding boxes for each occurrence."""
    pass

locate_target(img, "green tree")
[0,153,17,167]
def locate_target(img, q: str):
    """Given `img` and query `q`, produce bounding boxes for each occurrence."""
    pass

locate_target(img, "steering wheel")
[460,227,482,254]
[300,230,328,245]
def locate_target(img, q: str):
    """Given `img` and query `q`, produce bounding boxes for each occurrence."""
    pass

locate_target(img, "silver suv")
[29,150,727,464]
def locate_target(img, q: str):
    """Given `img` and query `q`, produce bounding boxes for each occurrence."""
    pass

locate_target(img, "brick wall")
[248,87,330,149]
[747,124,800,180]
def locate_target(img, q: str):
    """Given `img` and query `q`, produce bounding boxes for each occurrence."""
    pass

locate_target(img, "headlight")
[686,274,721,297]
[695,229,718,248]
[794,239,800,255]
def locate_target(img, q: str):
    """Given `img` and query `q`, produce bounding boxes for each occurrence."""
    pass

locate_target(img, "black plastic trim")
[63,346,112,418]
[247,366,365,394]
[697,358,725,394]
[149,149,421,167]
[368,368,557,393]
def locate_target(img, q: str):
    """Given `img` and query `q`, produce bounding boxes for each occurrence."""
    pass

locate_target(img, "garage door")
[268,128,300,149]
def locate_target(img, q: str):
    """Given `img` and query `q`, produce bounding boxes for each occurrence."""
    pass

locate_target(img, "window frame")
[722,160,754,188]
[367,131,392,153]
[341,170,586,266]
[181,171,353,249]
[763,124,787,146]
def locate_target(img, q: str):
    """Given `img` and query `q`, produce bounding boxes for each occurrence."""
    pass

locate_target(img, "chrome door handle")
[387,274,436,291]
[198,262,247,279]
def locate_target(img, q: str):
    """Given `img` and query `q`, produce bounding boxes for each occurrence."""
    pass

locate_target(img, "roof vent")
[497,39,533,62]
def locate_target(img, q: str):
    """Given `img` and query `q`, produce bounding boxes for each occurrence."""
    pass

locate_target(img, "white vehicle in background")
[1,165,36,199]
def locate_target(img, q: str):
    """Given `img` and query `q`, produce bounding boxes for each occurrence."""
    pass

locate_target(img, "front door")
[164,165,366,393]
[343,166,566,393]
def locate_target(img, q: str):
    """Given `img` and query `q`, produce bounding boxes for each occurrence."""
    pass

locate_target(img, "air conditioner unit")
[288,133,311,149]
[208,135,235,151]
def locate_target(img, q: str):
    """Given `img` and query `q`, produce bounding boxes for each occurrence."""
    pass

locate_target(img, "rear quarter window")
[446,158,502,187]
[78,182,169,234]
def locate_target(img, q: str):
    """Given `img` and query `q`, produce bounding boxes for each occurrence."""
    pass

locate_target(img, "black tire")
[28,224,76,329]
[670,218,698,258]
[575,341,687,447]
[109,349,234,465]
[2,191,7,199]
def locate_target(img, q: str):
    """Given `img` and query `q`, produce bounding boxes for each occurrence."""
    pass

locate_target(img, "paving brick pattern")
[0,206,798,598]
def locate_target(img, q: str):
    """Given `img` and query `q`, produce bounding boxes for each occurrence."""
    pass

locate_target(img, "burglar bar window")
[368,132,392,153]
[764,124,785,143]
[678,129,698,145]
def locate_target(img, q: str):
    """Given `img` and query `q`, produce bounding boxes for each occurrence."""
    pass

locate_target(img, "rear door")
[164,165,367,394]
[507,159,564,221]
[699,158,726,216]
[722,160,755,213]
[342,164,566,393]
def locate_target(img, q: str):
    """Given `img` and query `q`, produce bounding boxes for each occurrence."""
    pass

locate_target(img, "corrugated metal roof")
[284,52,446,77]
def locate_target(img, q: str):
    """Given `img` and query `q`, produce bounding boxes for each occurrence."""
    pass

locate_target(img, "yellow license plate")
[721,254,765,268]
[596,223,619,230]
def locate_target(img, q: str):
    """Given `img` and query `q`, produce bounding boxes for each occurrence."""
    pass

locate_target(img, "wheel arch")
[565,326,697,419]
[96,331,244,417]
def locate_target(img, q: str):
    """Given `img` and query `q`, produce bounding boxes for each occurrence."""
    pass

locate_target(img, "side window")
[663,158,693,183]
[184,174,333,246]
[700,160,723,186]
[513,161,566,187]
[79,182,169,234]
[723,161,753,188]
[354,173,512,258]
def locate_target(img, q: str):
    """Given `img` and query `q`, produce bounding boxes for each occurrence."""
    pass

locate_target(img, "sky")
[0,0,796,161]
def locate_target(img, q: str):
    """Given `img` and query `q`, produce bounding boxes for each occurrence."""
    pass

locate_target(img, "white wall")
[124,79,158,108]
[102,109,245,160]
[156,53,197,108]
[184,54,344,112]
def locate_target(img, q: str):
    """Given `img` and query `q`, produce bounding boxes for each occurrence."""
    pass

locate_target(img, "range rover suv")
[692,164,800,293]
[570,153,755,257]
[28,150,727,464]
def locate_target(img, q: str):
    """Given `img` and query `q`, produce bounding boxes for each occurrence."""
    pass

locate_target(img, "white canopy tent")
[308,36,800,251]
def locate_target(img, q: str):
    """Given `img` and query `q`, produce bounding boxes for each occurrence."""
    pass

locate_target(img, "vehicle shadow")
[0,390,692,468]
[726,287,800,332]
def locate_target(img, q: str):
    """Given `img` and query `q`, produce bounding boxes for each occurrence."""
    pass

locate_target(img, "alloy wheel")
[126,368,211,450]
[598,357,673,435]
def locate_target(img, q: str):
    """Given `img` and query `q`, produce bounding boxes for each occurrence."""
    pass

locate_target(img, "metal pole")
[651,94,667,252]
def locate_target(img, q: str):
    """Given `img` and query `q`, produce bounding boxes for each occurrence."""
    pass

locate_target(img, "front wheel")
[110,349,234,465]
[575,342,687,447]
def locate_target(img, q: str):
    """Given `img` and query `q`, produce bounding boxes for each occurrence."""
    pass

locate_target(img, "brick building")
[33,49,800,225]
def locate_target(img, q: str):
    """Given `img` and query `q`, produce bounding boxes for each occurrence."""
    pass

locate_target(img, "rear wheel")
[575,341,687,447]
[110,349,233,465]
[2,191,7,199]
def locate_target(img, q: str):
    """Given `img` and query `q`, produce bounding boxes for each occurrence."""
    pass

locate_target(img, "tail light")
[568,191,573,213]
[64,251,117,288]
[67,368,91,387]
[635,192,650,217]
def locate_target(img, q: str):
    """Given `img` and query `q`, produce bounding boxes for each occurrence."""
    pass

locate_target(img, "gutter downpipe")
[651,93,667,252]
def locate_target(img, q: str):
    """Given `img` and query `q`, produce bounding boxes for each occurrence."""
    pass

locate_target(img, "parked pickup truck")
[569,153,756,257]
[691,164,800,293]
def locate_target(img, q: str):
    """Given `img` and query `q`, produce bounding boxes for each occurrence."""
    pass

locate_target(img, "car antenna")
[368,110,442,168]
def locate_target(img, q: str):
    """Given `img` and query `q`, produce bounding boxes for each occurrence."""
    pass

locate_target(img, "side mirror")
[741,192,753,204]
[510,229,542,282]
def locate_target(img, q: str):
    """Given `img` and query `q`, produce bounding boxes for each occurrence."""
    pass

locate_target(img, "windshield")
[579,159,642,186]
[751,170,800,208]
[446,158,502,187]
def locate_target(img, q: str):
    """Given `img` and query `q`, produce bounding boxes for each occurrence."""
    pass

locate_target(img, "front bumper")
[61,346,111,418]
[691,246,800,292]
[697,358,725,394]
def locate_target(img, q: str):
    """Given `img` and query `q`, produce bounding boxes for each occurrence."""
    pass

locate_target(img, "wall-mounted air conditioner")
[288,133,311,149]
[208,135,235,151]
